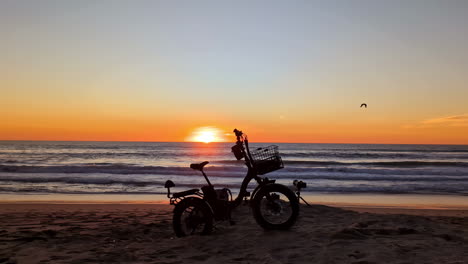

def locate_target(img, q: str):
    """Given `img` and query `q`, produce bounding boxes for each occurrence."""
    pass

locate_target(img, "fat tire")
[173,197,213,237]
[252,183,299,230]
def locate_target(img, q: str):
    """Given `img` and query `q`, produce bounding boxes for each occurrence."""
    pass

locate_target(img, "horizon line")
[0,139,467,146]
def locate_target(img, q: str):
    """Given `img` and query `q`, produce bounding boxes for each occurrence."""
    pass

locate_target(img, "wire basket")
[250,145,284,175]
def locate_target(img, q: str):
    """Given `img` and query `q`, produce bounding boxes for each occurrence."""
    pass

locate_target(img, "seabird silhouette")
[360,103,367,108]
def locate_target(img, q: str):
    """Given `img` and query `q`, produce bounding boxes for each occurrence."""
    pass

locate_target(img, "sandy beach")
[0,203,467,264]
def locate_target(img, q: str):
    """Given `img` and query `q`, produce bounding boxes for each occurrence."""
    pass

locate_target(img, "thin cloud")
[421,114,468,127]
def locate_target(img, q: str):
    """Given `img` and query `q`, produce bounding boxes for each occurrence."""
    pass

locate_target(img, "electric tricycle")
[164,129,299,237]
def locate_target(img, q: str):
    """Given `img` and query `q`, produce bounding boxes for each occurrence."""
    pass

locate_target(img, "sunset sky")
[2,1,468,144]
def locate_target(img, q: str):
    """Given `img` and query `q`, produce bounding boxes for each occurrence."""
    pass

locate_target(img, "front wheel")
[252,183,299,230]
[173,197,213,237]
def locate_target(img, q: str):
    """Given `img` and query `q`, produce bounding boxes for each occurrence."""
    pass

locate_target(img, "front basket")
[250,145,283,175]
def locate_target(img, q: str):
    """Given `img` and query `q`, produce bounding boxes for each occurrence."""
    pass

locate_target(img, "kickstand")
[296,191,311,206]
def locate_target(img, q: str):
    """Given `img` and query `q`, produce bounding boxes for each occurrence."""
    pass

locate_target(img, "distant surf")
[1,141,467,197]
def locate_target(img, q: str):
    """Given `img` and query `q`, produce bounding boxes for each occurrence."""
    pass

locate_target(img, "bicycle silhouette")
[165,129,299,237]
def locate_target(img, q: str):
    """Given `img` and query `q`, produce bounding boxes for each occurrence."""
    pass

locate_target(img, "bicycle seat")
[190,161,209,171]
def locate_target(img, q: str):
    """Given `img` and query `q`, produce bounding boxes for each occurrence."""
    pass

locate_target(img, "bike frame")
[168,129,275,216]
[228,130,274,208]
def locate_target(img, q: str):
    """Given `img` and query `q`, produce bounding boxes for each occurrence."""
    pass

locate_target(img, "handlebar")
[232,128,253,167]
[233,128,243,141]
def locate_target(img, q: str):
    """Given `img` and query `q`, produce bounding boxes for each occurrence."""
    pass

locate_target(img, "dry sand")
[0,203,467,264]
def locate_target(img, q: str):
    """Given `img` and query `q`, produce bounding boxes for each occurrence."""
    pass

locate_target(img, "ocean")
[1,141,467,206]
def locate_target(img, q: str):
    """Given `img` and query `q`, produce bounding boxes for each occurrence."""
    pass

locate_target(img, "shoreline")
[1,201,468,217]
[1,192,467,210]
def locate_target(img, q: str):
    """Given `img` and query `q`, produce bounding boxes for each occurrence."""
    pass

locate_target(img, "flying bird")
[360,103,367,108]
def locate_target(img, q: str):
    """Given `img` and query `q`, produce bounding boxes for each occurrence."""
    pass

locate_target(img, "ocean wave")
[0,151,226,159]
[374,149,468,153]
[0,184,466,196]
[212,159,468,167]
[0,175,167,186]
[0,164,244,175]
[283,160,468,167]
[279,167,468,177]
[297,186,468,195]
[282,152,468,159]
[1,172,467,187]
[0,187,168,195]
[300,148,468,153]
[2,161,468,177]
[4,149,468,159]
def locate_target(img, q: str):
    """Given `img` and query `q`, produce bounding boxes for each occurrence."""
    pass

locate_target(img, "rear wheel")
[252,184,299,230]
[173,197,213,237]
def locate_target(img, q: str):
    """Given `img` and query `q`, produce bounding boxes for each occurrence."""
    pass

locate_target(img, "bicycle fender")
[250,182,277,206]
[175,196,215,216]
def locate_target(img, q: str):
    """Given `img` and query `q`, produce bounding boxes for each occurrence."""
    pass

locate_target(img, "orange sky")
[2,1,468,144]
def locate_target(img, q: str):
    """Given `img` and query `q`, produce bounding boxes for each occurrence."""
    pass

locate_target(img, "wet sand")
[0,203,467,264]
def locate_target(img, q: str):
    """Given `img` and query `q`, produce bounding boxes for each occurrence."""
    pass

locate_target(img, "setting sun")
[195,131,215,143]
[186,127,225,143]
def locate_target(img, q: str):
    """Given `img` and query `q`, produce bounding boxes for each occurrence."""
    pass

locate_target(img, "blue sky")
[2,0,468,143]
